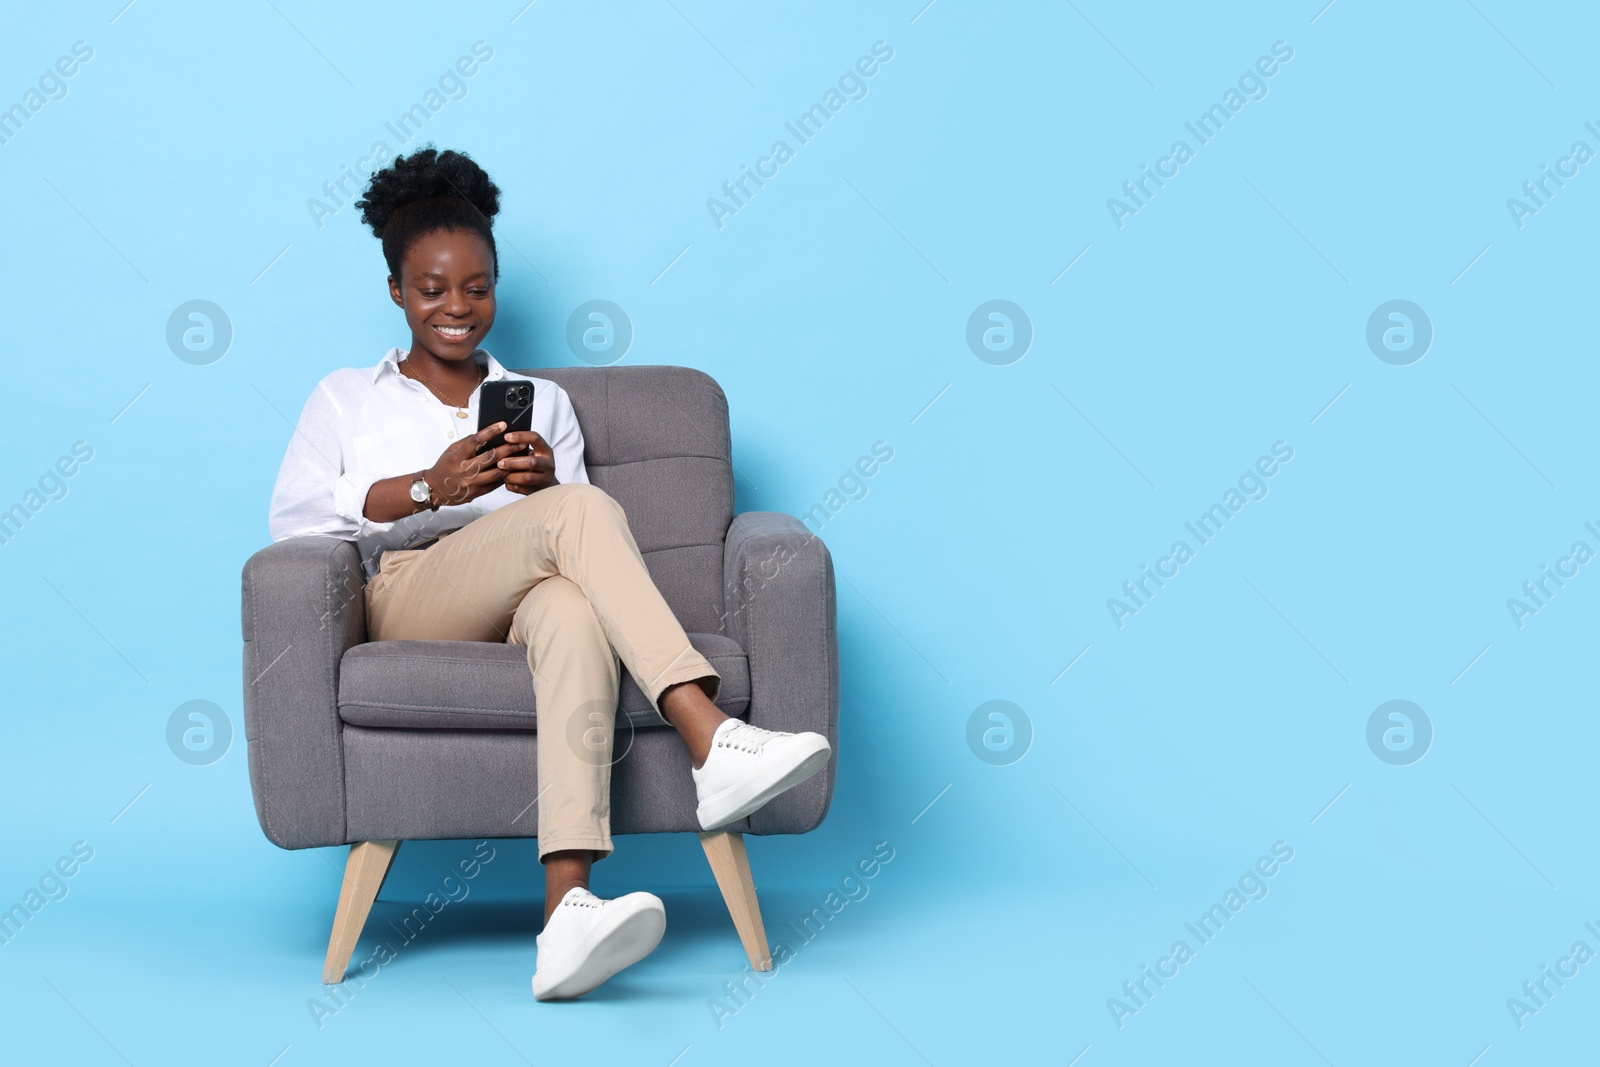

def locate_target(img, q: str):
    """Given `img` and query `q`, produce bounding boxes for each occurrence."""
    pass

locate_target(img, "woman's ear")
[388,274,404,308]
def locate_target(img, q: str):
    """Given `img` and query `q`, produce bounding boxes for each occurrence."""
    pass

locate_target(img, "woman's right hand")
[423,422,523,506]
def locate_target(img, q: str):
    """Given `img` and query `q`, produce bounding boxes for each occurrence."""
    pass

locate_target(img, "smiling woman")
[263,146,831,1004]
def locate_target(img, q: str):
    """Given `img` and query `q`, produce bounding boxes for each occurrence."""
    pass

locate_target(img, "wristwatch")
[409,471,438,511]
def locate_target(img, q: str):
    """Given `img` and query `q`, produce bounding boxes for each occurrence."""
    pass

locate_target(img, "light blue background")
[2,1,1595,1063]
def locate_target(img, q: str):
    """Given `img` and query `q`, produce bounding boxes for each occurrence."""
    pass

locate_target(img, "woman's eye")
[420,290,443,299]
[470,289,489,298]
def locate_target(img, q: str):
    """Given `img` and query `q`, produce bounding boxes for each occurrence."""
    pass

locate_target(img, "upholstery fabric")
[722,512,839,835]
[342,726,743,842]
[337,634,750,731]
[240,536,363,849]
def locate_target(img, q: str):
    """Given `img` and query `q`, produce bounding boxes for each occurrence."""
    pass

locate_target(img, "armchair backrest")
[529,366,734,634]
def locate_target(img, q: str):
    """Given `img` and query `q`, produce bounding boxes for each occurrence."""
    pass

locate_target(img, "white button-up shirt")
[268,348,589,577]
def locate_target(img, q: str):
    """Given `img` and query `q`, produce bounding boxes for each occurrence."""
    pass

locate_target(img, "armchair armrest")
[241,536,365,849]
[721,512,839,834]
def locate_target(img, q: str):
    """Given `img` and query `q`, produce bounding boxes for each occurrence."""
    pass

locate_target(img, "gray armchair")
[241,366,838,982]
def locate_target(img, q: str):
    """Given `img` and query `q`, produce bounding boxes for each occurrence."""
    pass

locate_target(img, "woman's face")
[388,227,496,363]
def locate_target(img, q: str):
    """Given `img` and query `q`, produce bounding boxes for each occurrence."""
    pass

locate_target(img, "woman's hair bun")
[356,147,502,277]
[357,147,499,237]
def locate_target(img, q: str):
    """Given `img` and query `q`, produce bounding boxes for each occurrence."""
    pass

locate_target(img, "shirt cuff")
[334,471,392,532]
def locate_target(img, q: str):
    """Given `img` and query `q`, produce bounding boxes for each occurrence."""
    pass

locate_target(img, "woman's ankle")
[542,850,593,925]
[659,680,729,768]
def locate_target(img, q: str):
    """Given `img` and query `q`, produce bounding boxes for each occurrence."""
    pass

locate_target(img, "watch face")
[411,480,429,503]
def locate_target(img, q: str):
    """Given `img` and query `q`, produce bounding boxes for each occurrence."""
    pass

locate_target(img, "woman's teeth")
[433,324,472,339]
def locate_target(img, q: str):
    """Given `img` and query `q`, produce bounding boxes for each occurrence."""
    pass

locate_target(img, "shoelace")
[715,722,776,755]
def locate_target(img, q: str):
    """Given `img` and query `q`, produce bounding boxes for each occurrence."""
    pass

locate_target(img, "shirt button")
[446,431,456,439]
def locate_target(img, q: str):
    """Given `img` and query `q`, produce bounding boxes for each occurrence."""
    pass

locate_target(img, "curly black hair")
[356,147,501,279]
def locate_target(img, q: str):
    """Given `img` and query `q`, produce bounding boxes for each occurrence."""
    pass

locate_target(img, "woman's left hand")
[498,431,560,495]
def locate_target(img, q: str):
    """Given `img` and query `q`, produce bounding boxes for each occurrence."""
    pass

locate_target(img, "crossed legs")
[364,483,732,921]
[512,574,728,922]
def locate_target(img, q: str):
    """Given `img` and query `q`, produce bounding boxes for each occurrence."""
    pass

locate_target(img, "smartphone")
[477,380,536,453]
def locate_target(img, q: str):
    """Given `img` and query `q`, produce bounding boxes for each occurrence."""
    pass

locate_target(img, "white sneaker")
[693,719,831,830]
[532,887,666,1001]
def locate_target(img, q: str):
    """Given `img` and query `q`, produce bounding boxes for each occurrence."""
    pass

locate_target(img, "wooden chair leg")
[322,840,400,984]
[699,831,772,971]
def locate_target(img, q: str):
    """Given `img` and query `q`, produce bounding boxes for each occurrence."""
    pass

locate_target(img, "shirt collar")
[374,348,508,383]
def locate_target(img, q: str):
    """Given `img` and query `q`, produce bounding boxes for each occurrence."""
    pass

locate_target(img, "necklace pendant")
[456,409,469,418]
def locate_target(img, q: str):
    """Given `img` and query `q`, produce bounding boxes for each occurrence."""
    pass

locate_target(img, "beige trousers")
[363,482,719,860]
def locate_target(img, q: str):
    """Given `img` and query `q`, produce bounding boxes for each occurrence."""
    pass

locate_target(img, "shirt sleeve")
[267,378,391,542]
[548,383,590,486]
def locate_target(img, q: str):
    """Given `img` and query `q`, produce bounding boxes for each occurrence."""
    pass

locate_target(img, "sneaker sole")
[532,900,666,1001]
[696,737,831,830]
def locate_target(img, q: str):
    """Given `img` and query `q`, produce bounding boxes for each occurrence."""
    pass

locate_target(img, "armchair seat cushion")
[337,634,750,732]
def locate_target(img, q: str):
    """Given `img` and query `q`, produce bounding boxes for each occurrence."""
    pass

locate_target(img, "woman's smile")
[430,321,476,343]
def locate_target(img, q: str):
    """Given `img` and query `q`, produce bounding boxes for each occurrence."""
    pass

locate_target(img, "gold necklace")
[403,359,484,418]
